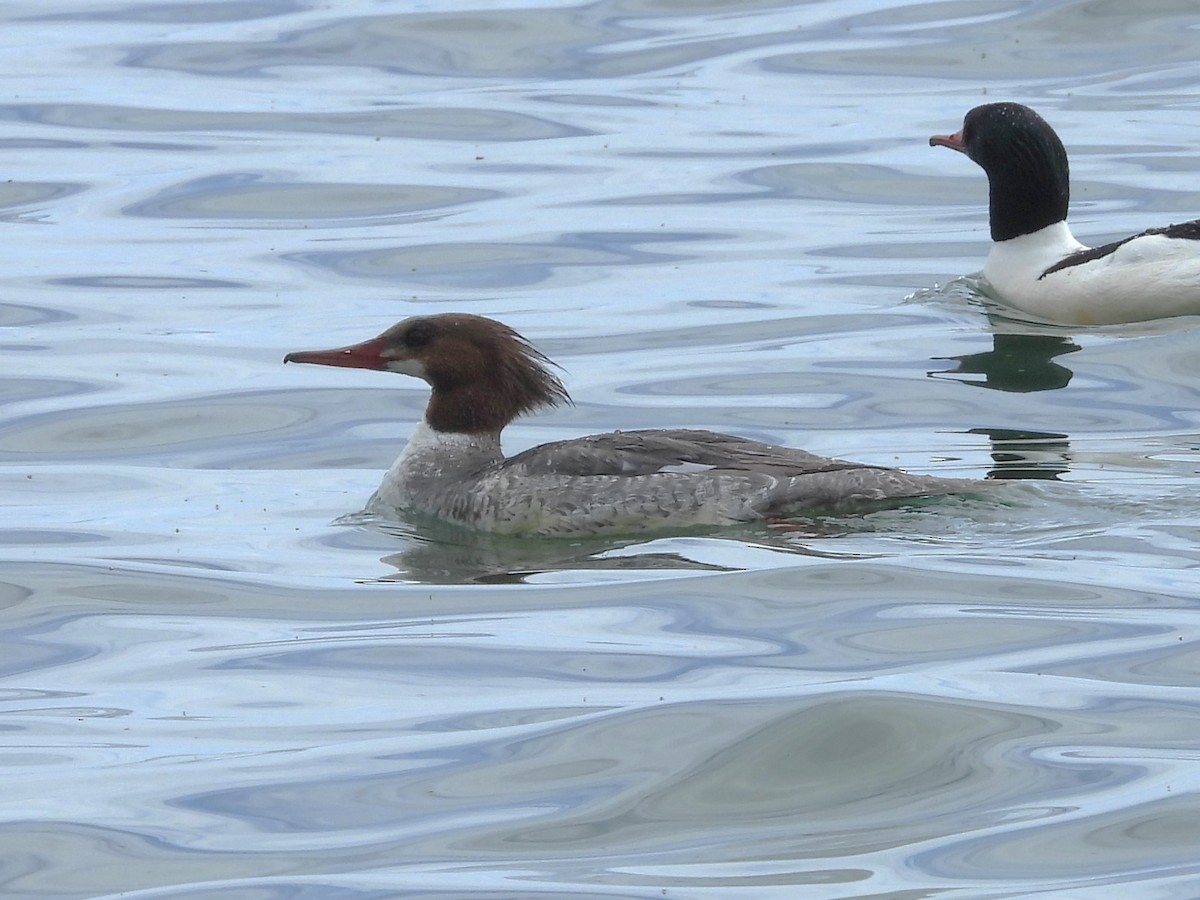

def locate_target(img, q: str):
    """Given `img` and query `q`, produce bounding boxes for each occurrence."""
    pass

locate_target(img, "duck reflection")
[326,511,730,584]
[971,427,1071,481]
[327,511,884,584]
[935,333,1080,393]
[929,333,1077,479]
[379,531,733,585]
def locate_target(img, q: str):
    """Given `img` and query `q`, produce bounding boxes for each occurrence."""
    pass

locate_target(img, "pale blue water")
[4,0,1200,897]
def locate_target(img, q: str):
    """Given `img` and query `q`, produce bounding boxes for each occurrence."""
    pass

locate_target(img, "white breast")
[982,222,1200,325]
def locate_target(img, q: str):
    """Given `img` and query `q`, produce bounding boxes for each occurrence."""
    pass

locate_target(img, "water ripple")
[125,174,500,225]
[7,0,1200,896]
[0,103,588,142]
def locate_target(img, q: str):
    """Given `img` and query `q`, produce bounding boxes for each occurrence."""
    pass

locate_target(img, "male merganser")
[930,102,1200,325]
[285,313,988,536]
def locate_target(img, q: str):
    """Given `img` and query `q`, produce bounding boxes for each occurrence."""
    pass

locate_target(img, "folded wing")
[500,428,879,478]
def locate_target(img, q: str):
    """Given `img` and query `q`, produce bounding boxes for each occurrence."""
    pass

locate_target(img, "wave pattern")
[4,0,1200,897]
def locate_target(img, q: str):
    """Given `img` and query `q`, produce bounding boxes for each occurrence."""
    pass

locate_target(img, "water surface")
[4,0,1200,897]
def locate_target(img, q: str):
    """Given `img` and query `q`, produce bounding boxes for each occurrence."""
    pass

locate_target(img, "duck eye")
[404,322,434,348]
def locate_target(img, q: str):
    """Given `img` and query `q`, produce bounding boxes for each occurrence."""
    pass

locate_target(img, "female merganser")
[285,313,988,536]
[930,102,1200,325]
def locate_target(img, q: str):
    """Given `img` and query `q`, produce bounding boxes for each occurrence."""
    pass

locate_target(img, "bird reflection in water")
[934,332,1080,393]
[969,427,1070,481]
[933,333,1078,480]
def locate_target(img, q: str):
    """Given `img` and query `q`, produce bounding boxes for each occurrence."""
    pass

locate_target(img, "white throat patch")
[385,357,428,380]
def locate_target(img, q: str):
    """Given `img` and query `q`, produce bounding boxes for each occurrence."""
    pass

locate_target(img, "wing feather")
[500,428,876,478]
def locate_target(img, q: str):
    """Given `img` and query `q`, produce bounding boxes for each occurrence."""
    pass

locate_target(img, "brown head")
[285,313,570,434]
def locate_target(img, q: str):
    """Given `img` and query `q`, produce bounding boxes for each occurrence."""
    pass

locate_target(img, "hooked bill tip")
[281,336,391,371]
[929,131,965,152]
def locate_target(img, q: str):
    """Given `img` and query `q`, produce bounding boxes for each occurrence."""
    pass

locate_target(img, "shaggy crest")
[393,314,570,434]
